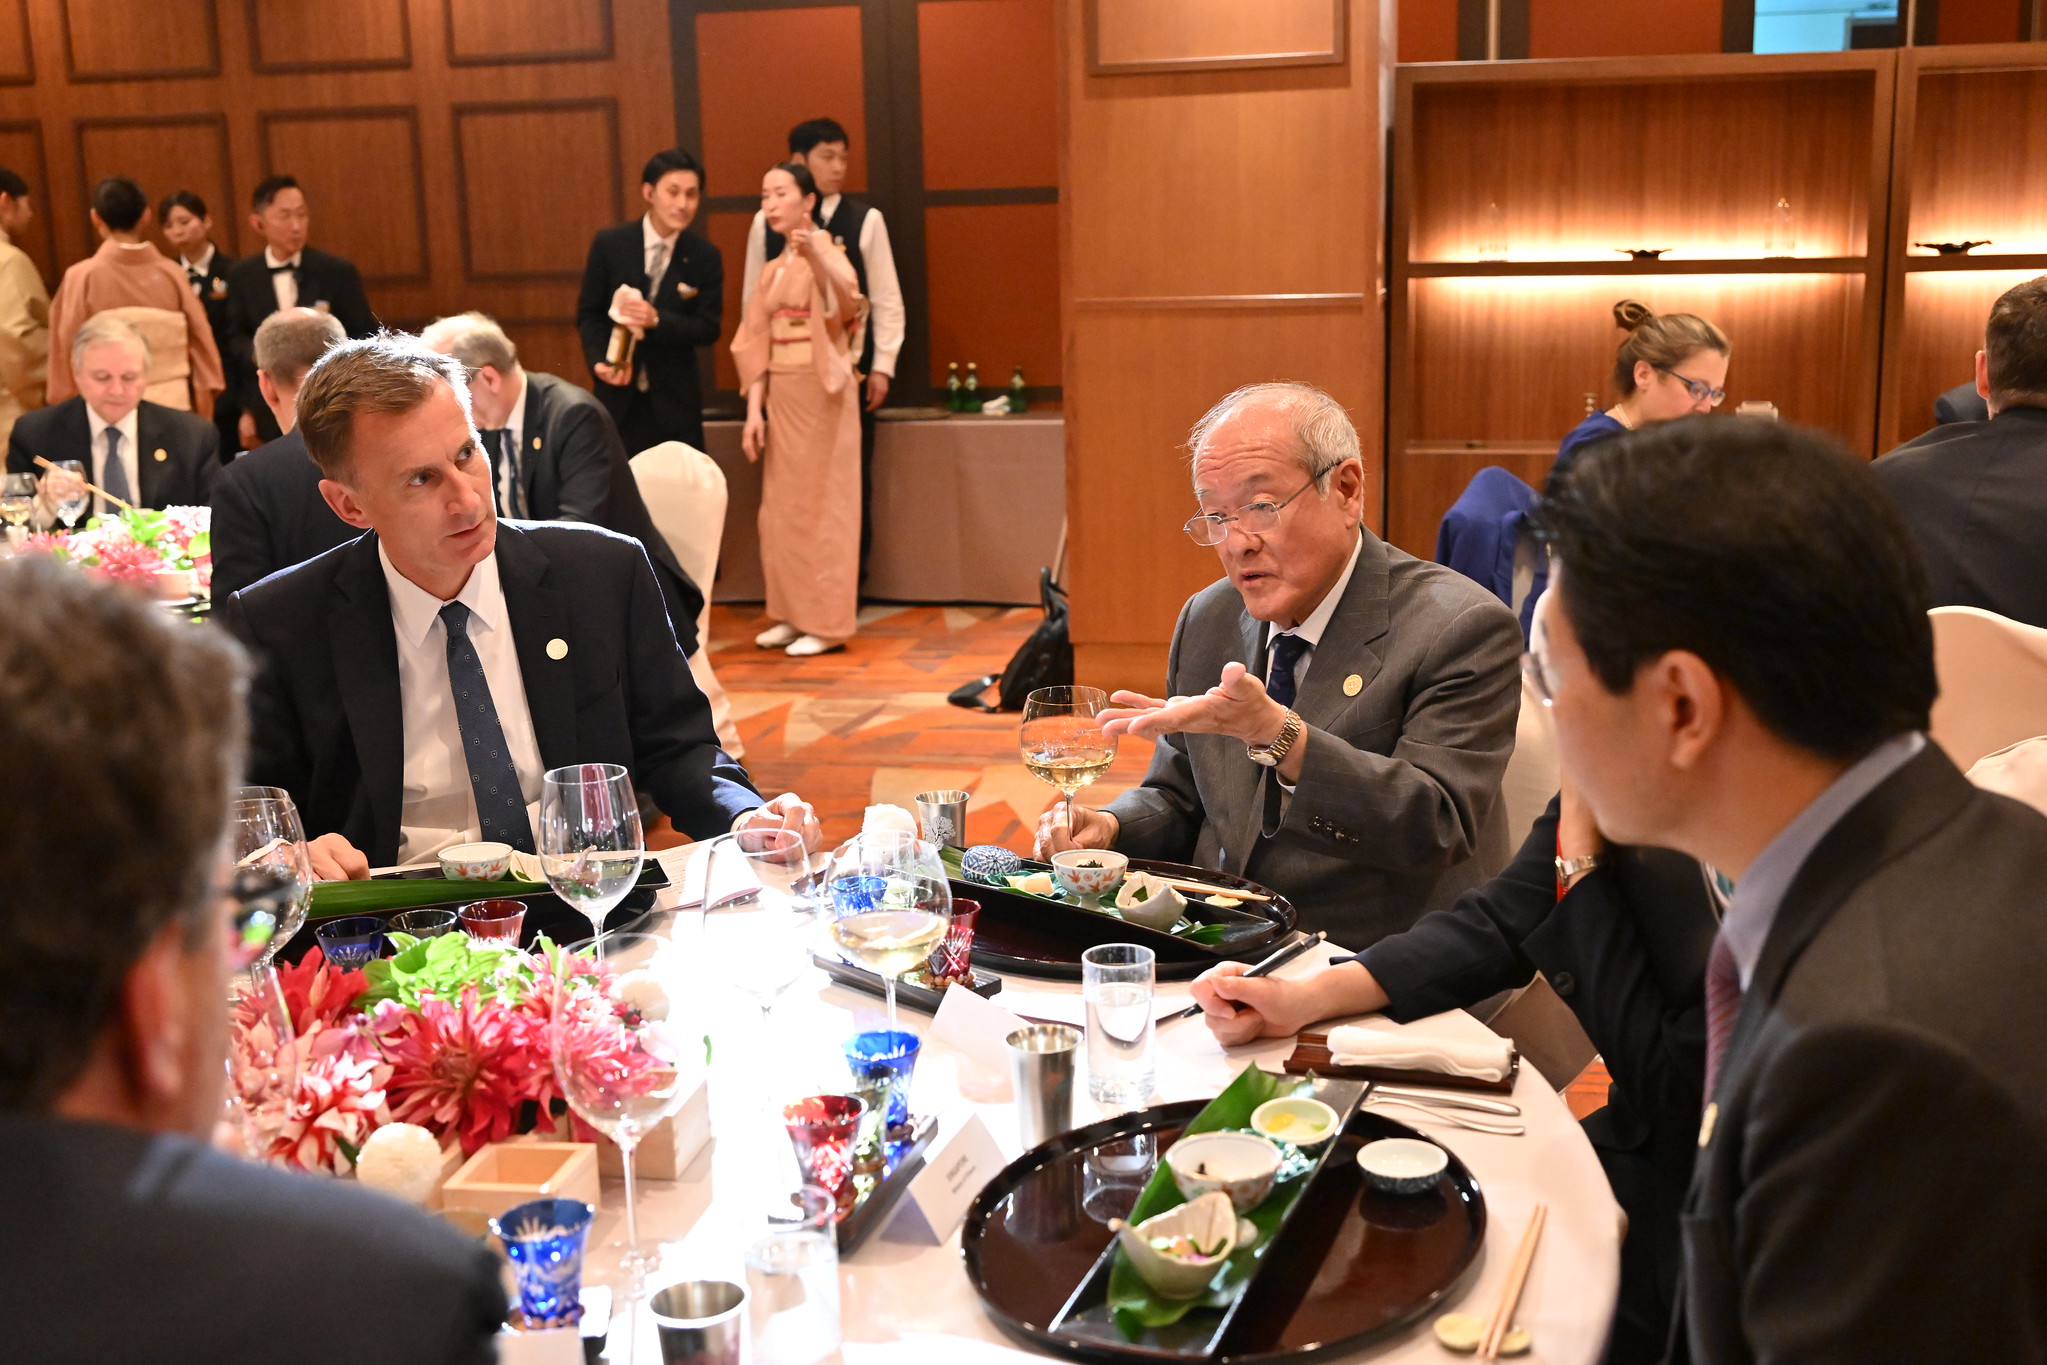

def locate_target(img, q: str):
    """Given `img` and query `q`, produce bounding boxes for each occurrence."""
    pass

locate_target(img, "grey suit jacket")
[1675,746,2047,1364]
[1103,529,1522,947]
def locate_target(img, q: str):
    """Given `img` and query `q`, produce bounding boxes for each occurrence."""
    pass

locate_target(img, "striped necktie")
[1702,931,1742,1100]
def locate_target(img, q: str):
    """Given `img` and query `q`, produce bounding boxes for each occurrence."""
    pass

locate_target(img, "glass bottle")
[945,362,962,412]
[963,362,980,412]
[1009,365,1030,414]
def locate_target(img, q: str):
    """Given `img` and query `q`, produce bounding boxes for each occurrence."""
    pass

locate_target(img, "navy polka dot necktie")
[439,600,535,853]
[1266,632,1310,709]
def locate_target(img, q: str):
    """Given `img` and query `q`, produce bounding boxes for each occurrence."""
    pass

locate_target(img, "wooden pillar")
[1057,0,1394,695]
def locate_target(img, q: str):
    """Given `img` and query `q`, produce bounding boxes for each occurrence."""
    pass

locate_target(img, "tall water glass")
[540,763,644,946]
[745,1185,841,1365]
[231,786,312,967]
[1082,943,1155,1107]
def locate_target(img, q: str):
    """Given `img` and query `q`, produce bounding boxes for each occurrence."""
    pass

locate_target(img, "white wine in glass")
[826,832,951,1034]
[1020,685,1118,829]
[0,472,34,539]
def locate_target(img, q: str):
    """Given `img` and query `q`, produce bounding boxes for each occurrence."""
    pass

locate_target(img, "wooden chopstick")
[1479,1203,1547,1360]
[1150,874,1273,903]
[32,454,134,512]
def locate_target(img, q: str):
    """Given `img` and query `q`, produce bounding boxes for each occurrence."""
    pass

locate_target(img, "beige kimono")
[731,238,864,642]
[0,228,47,448]
[46,238,224,407]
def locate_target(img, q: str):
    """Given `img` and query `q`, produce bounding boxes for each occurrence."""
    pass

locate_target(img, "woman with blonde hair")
[733,160,864,657]
[1552,299,1730,487]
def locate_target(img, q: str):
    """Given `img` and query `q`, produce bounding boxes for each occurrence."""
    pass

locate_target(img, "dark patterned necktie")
[438,600,534,853]
[101,427,131,507]
[1266,632,1310,709]
[1702,931,1742,1099]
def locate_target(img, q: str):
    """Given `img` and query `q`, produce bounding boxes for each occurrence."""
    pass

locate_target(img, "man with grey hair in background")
[208,306,357,598]
[1037,382,1522,947]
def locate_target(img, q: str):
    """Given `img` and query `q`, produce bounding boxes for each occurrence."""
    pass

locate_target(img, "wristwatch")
[1555,852,1601,887]
[1247,708,1303,768]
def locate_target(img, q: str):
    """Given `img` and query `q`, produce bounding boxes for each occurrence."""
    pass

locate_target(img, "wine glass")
[1020,686,1118,831]
[552,932,694,1284]
[539,763,645,948]
[826,832,951,1035]
[0,472,33,546]
[231,786,312,967]
[45,460,87,534]
[224,963,299,1161]
[724,825,826,917]
[729,898,809,1036]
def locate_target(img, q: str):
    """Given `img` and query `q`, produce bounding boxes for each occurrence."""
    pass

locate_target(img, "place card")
[929,981,1031,1074]
[901,1111,1005,1243]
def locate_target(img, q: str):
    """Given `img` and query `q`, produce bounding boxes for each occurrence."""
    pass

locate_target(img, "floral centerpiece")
[229,932,660,1176]
[18,505,212,599]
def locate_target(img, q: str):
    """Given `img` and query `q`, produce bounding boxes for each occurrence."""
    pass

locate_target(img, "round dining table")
[584,852,1622,1364]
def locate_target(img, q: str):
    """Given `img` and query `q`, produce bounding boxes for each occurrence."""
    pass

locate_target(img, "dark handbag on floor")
[948,567,1073,712]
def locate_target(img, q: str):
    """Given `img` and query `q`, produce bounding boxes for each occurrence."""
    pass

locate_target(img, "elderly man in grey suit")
[1037,382,1522,947]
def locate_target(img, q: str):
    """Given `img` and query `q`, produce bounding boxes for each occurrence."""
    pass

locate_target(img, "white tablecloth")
[585,850,1621,1362]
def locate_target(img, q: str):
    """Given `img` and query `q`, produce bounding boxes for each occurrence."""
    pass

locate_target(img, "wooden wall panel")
[1398,0,1457,63]
[499,318,590,383]
[1410,74,1875,261]
[1937,0,2024,45]
[249,0,409,72]
[1527,0,1722,58]
[1090,0,1343,73]
[453,100,622,281]
[701,207,751,392]
[75,114,231,242]
[0,1,32,84]
[61,0,217,80]
[695,6,865,194]
[1907,69,2047,253]
[924,202,1059,386]
[445,0,612,65]
[1886,270,2034,451]
[0,120,53,284]
[261,109,427,283]
[918,0,1056,190]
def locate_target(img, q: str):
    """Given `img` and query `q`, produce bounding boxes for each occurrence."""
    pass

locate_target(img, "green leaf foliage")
[307,876,546,921]
[357,929,531,1010]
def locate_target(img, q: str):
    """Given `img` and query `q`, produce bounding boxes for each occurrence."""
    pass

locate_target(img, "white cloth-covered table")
[585,848,1621,1362]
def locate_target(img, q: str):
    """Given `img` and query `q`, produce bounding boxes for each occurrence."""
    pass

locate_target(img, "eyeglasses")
[1520,649,1555,708]
[1652,364,1727,408]
[1183,476,1321,546]
[226,865,292,968]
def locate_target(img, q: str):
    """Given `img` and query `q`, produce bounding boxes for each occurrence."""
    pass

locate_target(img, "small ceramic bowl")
[1165,1130,1283,1212]
[961,844,1024,885]
[1113,871,1188,931]
[440,841,513,881]
[1357,1137,1448,1195]
[1108,1190,1239,1300]
[1250,1097,1340,1149]
[1050,848,1128,902]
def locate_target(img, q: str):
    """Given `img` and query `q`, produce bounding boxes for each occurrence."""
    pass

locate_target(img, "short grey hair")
[419,310,520,376]
[70,313,151,373]
[254,307,345,387]
[1187,381,1360,491]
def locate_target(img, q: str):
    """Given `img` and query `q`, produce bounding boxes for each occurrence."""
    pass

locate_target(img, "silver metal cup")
[1007,1023,1081,1150]
[913,789,971,851]
[651,1279,748,1365]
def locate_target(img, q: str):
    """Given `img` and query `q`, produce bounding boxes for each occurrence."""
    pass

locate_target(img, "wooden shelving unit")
[1387,52,1897,556]
[1878,44,2047,452]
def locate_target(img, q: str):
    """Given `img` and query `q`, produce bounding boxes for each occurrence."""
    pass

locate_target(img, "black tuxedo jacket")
[224,245,378,437]
[1673,746,2047,1364]
[6,397,221,507]
[574,221,722,447]
[220,522,760,867]
[517,370,704,651]
[1872,404,2047,629]
[1360,795,1713,1358]
[208,428,362,599]
[1,1115,503,1364]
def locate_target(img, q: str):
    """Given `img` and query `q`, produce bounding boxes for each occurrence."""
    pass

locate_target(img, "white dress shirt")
[742,195,905,378]
[381,543,547,862]
[1261,531,1364,800]
[180,245,216,290]
[83,405,140,516]
[636,216,677,392]
[265,247,302,312]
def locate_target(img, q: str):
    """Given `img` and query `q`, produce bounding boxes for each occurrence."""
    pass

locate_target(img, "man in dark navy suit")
[207,306,358,599]
[218,335,814,881]
[575,149,722,455]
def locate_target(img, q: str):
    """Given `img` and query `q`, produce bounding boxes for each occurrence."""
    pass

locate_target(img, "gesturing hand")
[1099,661,1288,748]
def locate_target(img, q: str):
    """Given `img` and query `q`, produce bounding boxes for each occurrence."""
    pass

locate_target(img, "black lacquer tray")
[838,1114,941,1256]
[961,1097,1487,1362]
[812,950,1004,1012]
[963,859,1296,982]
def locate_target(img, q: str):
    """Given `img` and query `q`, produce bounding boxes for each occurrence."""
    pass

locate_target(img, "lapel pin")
[531,436,541,450]
[152,447,168,462]
[1342,673,1363,697]
[1697,1101,1718,1148]
[546,638,568,660]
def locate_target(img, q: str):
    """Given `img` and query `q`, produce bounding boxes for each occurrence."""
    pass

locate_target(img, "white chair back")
[1928,606,2047,770]
[1966,735,2047,818]
[630,441,742,758]
[102,306,191,410]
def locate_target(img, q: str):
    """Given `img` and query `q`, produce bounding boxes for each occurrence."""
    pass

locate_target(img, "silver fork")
[1365,1095,1526,1137]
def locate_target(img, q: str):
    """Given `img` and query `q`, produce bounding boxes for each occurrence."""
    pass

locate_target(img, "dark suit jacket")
[1675,746,2047,1364]
[1360,795,1713,1355]
[6,397,221,507]
[1934,379,1990,425]
[208,428,362,599]
[517,369,704,652]
[1871,404,2047,629]
[1103,529,1523,945]
[224,246,378,438]
[1,1115,504,1364]
[575,221,722,448]
[220,522,759,867]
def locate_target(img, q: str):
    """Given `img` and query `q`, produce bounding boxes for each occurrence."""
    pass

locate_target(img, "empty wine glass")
[552,932,694,1284]
[730,901,809,1036]
[45,460,87,533]
[725,826,826,916]
[0,472,34,545]
[539,763,645,948]
[1020,686,1117,832]
[224,963,299,1161]
[231,787,312,967]
[826,832,951,1035]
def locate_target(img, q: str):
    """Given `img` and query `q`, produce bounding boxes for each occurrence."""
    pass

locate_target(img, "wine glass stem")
[884,973,898,1036]
[619,1132,642,1275]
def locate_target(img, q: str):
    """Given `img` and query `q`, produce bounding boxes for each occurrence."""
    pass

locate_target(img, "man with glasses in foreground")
[1036,381,1522,945]
[0,555,505,1364]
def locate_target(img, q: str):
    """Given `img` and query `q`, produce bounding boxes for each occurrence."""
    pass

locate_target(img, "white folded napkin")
[667,842,761,911]
[1326,1024,1513,1082]
[607,284,647,336]
[862,803,919,837]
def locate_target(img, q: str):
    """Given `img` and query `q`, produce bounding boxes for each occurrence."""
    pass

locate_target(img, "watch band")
[1248,708,1303,767]
[1555,852,1601,886]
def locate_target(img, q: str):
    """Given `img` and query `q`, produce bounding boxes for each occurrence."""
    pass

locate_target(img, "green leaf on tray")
[1105,1064,1317,1339]
[357,929,533,1010]
[307,874,548,921]
[941,846,1236,945]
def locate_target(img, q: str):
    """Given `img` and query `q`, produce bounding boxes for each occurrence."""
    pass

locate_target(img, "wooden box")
[440,1141,601,1220]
